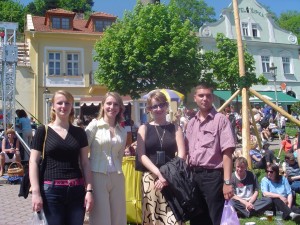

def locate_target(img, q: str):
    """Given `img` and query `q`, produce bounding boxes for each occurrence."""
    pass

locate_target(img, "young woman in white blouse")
[85,92,127,225]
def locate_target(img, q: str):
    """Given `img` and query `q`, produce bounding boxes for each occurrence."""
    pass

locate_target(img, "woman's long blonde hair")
[50,90,75,124]
[98,92,125,124]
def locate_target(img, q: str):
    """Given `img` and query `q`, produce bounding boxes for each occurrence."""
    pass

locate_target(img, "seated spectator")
[278,134,293,158]
[268,118,281,141]
[285,153,300,194]
[261,164,300,222]
[250,142,276,169]
[0,128,21,176]
[231,157,272,217]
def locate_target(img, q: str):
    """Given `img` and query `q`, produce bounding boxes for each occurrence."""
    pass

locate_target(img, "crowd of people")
[1,83,300,225]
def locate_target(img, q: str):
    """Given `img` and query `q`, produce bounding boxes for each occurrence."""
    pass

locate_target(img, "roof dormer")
[86,12,117,32]
[44,8,76,30]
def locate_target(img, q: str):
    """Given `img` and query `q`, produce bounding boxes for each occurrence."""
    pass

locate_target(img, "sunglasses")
[266,170,274,174]
[148,102,168,110]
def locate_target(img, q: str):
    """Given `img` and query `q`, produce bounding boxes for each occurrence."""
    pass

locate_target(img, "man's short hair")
[194,83,214,94]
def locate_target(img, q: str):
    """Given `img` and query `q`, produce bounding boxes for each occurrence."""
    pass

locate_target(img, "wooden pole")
[249,88,300,126]
[232,0,251,166]
[217,89,240,113]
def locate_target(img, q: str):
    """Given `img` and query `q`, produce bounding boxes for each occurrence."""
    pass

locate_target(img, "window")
[261,56,270,73]
[242,22,249,36]
[51,17,70,30]
[48,52,61,75]
[282,57,291,74]
[67,53,79,75]
[94,20,112,32]
[252,24,259,37]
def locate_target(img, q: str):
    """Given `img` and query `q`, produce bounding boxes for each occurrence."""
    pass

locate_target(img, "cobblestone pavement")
[0,180,32,225]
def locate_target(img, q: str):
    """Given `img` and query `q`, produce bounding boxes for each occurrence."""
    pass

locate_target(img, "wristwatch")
[224,180,232,185]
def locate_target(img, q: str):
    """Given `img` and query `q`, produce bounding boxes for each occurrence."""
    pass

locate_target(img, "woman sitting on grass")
[261,164,300,222]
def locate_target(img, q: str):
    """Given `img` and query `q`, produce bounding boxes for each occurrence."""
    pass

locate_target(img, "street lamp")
[270,63,278,106]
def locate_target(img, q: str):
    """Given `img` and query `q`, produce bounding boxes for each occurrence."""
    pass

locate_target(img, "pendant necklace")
[154,125,166,150]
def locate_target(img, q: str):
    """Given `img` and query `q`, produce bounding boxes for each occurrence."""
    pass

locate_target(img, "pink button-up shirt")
[186,108,235,169]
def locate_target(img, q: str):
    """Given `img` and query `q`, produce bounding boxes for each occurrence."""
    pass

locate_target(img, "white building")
[199,0,299,109]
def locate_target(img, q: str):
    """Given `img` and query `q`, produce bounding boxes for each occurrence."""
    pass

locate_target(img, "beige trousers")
[89,171,126,225]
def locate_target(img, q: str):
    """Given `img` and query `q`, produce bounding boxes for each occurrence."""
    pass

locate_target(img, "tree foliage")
[26,0,94,16]
[0,0,25,32]
[94,3,201,99]
[277,11,300,42]
[169,0,216,30]
[200,33,268,93]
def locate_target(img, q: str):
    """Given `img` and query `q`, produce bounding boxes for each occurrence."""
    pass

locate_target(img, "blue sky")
[19,0,299,18]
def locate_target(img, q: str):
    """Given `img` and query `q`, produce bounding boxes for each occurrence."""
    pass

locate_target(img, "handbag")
[19,125,48,199]
[31,209,48,225]
[7,161,24,177]
[220,200,240,225]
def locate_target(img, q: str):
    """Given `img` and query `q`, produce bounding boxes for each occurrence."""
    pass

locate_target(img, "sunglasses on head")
[266,170,274,174]
[148,102,168,110]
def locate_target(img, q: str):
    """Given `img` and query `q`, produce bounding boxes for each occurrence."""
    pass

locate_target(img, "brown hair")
[146,90,168,111]
[98,92,125,124]
[235,156,248,168]
[266,164,281,183]
[50,90,75,124]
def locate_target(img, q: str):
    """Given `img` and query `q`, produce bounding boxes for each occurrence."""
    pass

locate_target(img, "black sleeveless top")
[5,137,18,159]
[145,123,177,167]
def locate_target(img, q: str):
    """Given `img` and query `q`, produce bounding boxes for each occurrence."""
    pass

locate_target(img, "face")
[194,88,213,113]
[52,94,73,119]
[103,96,120,120]
[266,168,275,181]
[149,99,168,120]
[7,132,15,139]
[235,162,247,177]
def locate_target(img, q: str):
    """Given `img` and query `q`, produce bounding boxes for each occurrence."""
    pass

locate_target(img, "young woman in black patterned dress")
[137,90,186,225]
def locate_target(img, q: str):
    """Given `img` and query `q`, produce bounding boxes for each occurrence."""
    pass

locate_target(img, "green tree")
[200,33,267,93]
[58,0,94,13]
[94,3,201,99]
[169,0,216,30]
[0,0,25,33]
[277,11,300,42]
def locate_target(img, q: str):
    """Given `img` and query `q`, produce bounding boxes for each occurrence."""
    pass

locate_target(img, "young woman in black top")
[29,90,93,225]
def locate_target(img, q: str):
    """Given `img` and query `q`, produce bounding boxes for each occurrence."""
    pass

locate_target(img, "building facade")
[17,9,147,126]
[199,0,299,108]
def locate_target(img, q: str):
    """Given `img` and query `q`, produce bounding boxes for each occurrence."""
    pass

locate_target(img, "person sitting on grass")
[261,164,300,222]
[250,141,276,170]
[231,157,272,218]
[285,152,300,194]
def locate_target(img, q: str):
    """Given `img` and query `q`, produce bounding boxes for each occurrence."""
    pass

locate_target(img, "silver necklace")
[154,125,166,151]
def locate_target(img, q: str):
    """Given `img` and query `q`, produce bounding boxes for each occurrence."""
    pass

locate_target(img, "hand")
[32,192,43,212]
[223,184,234,200]
[245,202,254,211]
[84,192,94,212]
[154,176,168,191]
[279,196,288,205]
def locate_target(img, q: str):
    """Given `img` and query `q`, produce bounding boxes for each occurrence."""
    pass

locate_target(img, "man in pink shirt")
[185,83,236,225]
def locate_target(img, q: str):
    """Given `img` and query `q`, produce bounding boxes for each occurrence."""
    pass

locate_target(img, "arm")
[29,149,43,212]
[80,146,94,212]
[136,125,167,190]
[223,148,234,200]
[174,125,186,160]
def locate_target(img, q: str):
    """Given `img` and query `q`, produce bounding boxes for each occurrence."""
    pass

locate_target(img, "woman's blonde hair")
[6,128,15,135]
[98,92,125,124]
[50,90,75,124]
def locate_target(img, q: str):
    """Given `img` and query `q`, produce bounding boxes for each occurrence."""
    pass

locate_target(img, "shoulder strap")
[42,125,48,159]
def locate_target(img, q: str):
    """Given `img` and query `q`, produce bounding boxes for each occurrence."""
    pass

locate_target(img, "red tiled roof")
[30,8,117,34]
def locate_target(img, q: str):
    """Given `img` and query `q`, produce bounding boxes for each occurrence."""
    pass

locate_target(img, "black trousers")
[190,168,224,225]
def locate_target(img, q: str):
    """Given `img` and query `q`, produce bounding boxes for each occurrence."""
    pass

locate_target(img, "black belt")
[191,166,223,173]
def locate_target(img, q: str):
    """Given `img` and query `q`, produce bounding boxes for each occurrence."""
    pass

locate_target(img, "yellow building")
[16,9,138,124]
